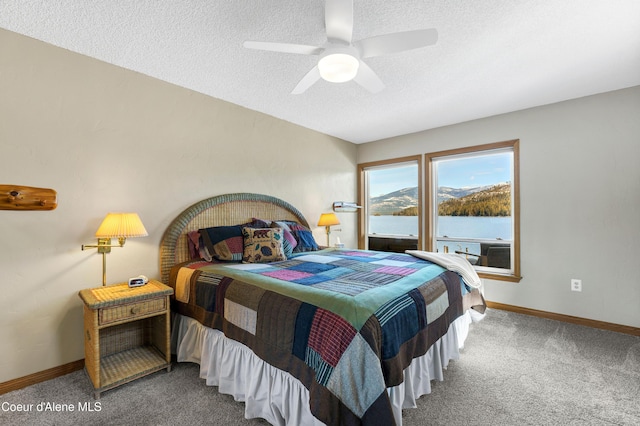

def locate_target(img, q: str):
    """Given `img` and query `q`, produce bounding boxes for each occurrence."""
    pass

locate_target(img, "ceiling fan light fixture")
[318,53,359,83]
[243,1,438,94]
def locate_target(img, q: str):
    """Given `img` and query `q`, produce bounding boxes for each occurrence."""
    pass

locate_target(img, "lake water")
[369,215,512,240]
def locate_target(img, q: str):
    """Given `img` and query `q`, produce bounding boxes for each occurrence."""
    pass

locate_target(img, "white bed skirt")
[171,310,480,426]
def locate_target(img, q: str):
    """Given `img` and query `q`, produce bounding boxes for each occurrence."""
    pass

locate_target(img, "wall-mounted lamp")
[317,212,340,247]
[333,201,361,212]
[82,212,148,286]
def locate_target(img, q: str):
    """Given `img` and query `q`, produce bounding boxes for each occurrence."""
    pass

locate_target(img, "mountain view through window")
[359,141,520,280]
[367,164,419,236]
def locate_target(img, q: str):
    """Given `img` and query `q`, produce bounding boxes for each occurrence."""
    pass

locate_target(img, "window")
[358,156,421,252]
[426,140,521,281]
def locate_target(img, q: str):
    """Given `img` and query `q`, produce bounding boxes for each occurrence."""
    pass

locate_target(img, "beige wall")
[0,29,357,383]
[358,86,640,329]
[2,25,637,385]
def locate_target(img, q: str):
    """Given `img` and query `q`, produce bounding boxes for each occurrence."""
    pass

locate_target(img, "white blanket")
[405,250,482,289]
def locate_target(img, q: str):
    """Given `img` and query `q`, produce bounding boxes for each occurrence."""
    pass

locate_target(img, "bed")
[160,193,485,426]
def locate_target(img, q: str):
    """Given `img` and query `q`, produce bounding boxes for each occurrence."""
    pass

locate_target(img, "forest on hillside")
[392,206,418,216]
[381,184,511,217]
[438,184,511,216]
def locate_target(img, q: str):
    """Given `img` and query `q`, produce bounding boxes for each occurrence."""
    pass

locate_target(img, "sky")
[369,164,418,196]
[436,151,512,188]
[369,152,512,196]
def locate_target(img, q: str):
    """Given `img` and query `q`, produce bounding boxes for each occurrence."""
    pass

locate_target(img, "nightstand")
[78,280,173,398]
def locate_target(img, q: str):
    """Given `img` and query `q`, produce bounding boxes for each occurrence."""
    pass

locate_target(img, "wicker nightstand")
[78,280,173,399]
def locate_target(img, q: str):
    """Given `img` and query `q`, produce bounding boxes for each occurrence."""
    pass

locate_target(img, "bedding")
[160,193,485,426]
[168,248,485,425]
[172,311,474,426]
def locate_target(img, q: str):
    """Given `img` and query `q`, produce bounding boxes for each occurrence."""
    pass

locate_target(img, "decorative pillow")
[187,231,200,259]
[248,218,272,228]
[279,221,319,252]
[270,224,297,258]
[242,227,286,263]
[199,225,244,261]
[187,230,213,261]
[248,218,299,258]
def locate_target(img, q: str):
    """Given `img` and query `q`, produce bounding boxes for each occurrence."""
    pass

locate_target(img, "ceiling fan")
[243,0,438,94]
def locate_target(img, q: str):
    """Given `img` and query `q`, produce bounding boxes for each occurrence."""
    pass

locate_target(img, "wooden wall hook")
[1,185,58,211]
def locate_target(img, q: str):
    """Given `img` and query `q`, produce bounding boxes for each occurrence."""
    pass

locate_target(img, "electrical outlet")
[571,279,582,292]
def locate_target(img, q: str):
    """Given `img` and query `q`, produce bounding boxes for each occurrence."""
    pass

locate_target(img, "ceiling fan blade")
[325,0,354,44]
[355,28,438,58]
[243,41,322,56]
[291,66,322,94]
[353,61,385,93]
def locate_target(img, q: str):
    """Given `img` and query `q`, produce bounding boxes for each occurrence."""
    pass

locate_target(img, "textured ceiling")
[2,0,639,143]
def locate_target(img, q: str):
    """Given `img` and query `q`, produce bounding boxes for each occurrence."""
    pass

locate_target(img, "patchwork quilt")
[169,249,483,425]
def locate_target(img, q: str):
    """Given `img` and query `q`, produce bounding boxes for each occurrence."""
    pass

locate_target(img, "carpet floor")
[1,308,638,425]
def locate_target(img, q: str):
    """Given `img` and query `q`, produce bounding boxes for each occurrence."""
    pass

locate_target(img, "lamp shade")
[317,213,340,227]
[95,213,148,238]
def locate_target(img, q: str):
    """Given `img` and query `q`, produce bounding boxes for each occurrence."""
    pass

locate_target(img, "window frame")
[357,155,423,250]
[425,140,521,282]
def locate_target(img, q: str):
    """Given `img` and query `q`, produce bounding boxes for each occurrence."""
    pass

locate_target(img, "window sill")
[478,272,522,283]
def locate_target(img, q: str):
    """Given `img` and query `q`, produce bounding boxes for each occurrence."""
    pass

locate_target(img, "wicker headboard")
[159,193,310,283]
